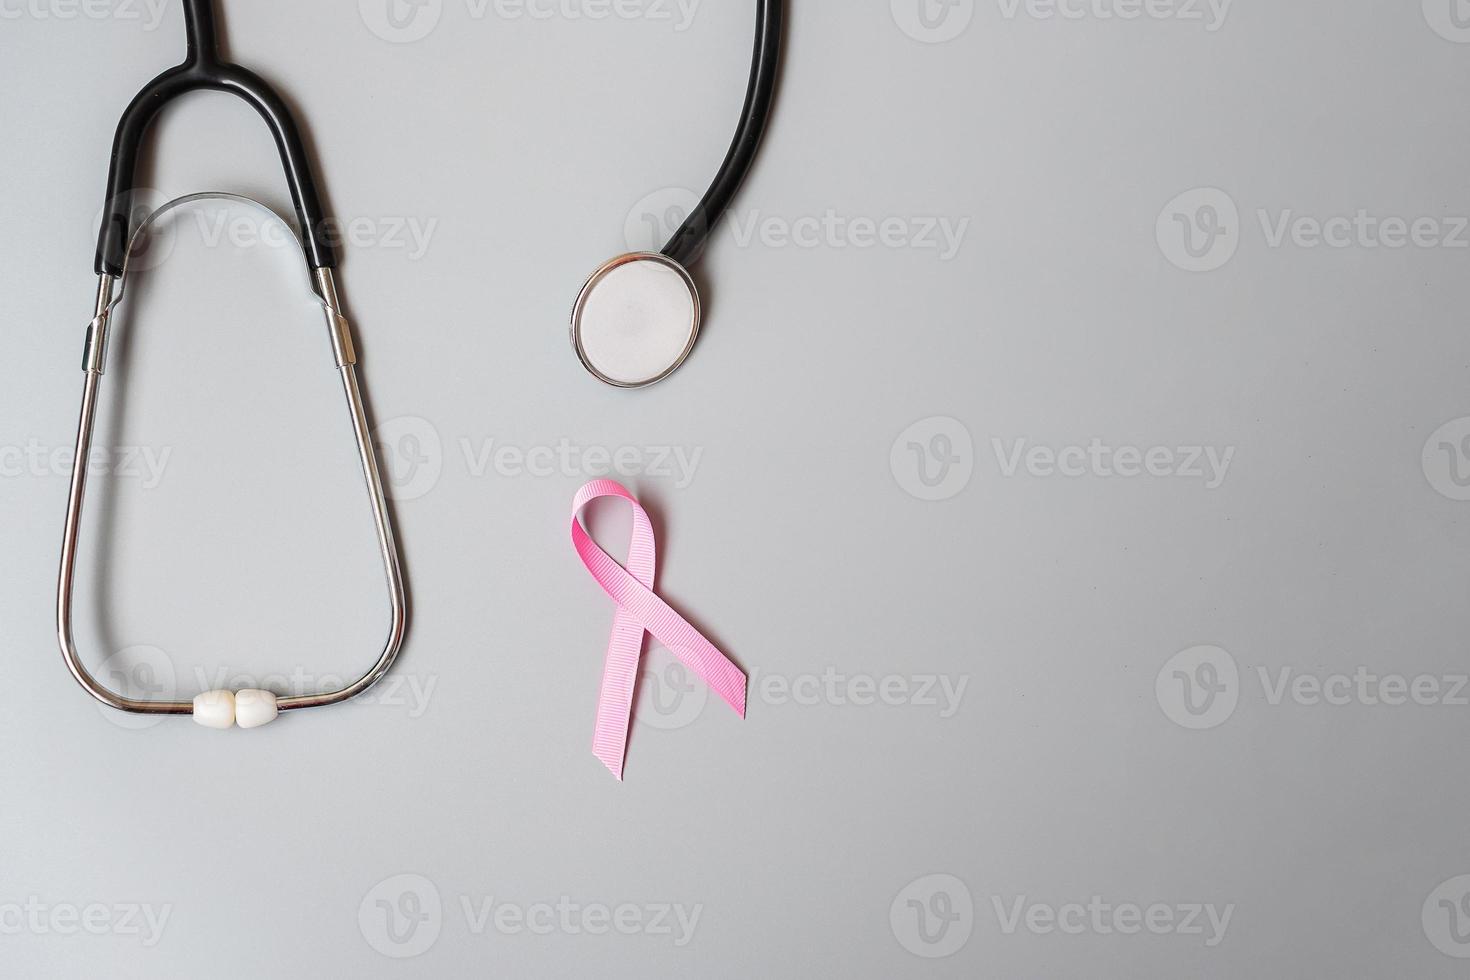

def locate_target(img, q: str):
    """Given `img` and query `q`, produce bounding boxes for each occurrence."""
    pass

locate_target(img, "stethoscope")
[56,0,784,726]
[570,0,784,388]
[57,0,406,729]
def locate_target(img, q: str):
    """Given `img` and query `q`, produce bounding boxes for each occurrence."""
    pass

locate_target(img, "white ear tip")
[192,690,235,730]
[234,690,279,729]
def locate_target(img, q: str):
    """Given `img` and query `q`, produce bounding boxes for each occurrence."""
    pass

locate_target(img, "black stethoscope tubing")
[94,0,334,276]
[661,0,784,269]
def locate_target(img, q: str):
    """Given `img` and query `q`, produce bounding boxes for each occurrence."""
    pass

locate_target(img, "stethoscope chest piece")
[569,0,781,389]
[572,252,701,389]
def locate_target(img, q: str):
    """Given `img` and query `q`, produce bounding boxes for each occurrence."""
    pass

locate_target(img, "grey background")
[3,0,1470,976]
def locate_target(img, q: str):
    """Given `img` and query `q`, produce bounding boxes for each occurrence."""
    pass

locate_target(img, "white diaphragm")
[571,252,701,388]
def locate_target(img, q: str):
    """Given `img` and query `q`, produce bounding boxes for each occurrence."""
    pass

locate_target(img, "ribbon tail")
[591,605,645,780]
[657,633,747,718]
[635,594,747,718]
[594,743,626,782]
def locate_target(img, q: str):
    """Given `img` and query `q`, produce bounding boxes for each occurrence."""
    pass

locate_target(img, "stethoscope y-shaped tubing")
[94,0,336,276]
[661,0,784,268]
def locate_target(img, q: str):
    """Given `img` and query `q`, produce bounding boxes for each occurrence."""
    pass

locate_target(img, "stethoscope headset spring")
[57,0,407,729]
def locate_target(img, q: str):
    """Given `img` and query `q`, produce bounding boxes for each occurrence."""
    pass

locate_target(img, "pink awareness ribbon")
[571,480,746,780]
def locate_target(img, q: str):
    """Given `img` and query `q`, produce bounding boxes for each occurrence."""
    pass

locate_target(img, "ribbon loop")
[571,480,746,780]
